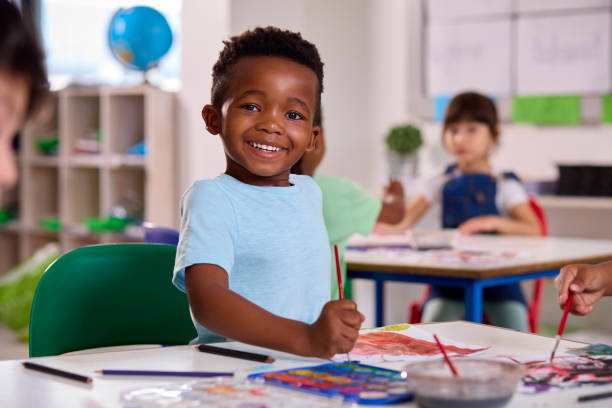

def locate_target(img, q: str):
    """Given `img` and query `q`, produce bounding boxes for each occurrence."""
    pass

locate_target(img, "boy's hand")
[379,179,406,225]
[382,179,404,204]
[306,300,364,359]
[458,215,500,235]
[555,263,611,316]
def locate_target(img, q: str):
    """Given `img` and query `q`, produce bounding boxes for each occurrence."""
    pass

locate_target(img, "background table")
[2,321,610,407]
[346,235,612,326]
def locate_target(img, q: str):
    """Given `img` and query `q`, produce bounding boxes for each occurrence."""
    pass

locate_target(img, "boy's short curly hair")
[0,0,48,119]
[211,26,324,126]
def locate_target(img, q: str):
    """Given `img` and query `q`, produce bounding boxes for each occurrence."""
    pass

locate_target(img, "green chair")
[29,243,196,357]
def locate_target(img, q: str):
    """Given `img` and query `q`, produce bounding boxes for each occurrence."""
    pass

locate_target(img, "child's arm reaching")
[378,193,430,232]
[377,180,405,224]
[185,263,364,359]
[458,202,541,236]
[555,261,612,316]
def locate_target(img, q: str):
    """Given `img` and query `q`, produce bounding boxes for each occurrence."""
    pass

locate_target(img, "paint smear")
[351,331,488,357]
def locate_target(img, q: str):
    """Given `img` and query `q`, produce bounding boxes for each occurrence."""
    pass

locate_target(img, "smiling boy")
[173,27,363,358]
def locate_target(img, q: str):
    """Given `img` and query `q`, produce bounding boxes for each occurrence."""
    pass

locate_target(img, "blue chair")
[143,223,179,246]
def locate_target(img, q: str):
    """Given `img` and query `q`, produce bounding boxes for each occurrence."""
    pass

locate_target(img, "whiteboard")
[427,0,512,21]
[426,19,512,96]
[516,12,611,95]
[517,0,611,13]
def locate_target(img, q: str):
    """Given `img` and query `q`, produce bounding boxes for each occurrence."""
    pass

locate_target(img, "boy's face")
[203,56,320,187]
[0,71,29,191]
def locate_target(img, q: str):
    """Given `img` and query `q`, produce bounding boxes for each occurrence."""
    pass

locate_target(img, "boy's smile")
[202,56,320,187]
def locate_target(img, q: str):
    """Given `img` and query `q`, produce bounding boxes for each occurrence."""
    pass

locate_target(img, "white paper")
[333,324,489,364]
[427,0,513,22]
[516,0,612,13]
[426,19,512,96]
[516,12,611,95]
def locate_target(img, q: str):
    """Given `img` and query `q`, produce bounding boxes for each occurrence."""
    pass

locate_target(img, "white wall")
[179,0,230,194]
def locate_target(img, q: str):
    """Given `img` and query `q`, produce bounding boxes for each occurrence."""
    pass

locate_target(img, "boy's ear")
[305,125,321,153]
[202,104,221,135]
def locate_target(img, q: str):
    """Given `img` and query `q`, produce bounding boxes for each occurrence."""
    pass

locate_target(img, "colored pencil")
[96,369,233,378]
[550,292,575,362]
[334,244,351,362]
[22,361,93,383]
[577,390,612,403]
[197,344,274,363]
[433,334,458,377]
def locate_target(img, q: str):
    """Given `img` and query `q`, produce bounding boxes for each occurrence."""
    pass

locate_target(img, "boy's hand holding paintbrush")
[305,300,364,359]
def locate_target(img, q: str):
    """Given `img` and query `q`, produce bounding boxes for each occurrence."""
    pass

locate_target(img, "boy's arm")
[185,263,364,358]
[377,180,405,224]
[458,202,541,236]
[554,261,612,315]
[378,194,430,232]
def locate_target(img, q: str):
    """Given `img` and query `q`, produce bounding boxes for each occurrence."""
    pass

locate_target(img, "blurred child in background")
[292,110,405,300]
[0,0,47,190]
[381,92,541,331]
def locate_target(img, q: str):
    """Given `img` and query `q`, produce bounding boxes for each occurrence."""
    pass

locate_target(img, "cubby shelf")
[0,85,177,274]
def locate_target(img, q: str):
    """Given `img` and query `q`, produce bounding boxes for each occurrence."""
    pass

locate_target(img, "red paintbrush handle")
[557,292,574,336]
[434,334,458,377]
[334,244,344,300]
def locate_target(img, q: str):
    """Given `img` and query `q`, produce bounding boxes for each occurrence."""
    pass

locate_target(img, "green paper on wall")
[512,95,580,125]
[602,95,612,124]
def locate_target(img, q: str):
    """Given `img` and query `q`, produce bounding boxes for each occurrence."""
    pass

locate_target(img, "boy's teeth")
[250,142,281,152]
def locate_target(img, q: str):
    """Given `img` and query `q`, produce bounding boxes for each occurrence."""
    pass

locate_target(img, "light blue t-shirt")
[173,173,331,343]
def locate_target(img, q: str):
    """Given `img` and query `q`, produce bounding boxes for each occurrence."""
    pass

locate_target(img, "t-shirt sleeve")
[497,178,529,214]
[419,173,447,205]
[173,181,237,292]
[314,174,382,243]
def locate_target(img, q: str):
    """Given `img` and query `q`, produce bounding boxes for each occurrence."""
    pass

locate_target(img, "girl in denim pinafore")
[379,92,542,330]
[425,165,528,325]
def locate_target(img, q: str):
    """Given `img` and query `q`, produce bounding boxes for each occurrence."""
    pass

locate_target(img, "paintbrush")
[550,292,575,363]
[334,244,351,362]
[433,334,459,377]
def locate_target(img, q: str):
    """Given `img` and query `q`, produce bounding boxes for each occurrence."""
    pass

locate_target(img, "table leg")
[465,282,483,323]
[376,279,384,327]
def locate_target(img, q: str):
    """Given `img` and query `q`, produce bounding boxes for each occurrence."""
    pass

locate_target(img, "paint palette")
[248,362,413,405]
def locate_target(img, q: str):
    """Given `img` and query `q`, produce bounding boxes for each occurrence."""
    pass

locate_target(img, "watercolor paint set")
[247,362,413,404]
[120,377,343,408]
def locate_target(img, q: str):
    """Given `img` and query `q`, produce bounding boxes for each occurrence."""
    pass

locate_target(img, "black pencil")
[577,390,612,403]
[22,361,93,383]
[96,369,233,378]
[197,344,274,363]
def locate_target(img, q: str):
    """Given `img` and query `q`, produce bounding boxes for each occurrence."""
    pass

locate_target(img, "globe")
[108,6,173,71]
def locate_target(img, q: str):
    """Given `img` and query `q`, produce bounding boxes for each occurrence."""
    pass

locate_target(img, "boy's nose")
[255,112,283,134]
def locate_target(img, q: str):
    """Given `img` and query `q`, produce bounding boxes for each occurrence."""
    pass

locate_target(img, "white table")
[2,321,610,407]
[346,235,612,326]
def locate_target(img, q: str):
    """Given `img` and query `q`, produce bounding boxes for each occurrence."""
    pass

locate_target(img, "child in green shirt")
[292,115,405,299]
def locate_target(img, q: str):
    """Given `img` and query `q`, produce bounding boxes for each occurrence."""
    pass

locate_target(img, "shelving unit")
[0,85,177,275]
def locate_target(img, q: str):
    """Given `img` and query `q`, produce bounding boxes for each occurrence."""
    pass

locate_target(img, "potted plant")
[385,123,423,180]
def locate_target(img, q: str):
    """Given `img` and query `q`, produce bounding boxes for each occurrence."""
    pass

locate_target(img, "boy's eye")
[467,127,476,133]
[286,111,304,120]
[241,104,260,112]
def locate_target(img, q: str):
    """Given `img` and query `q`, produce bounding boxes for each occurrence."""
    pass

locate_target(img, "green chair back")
[29,243,196,357]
